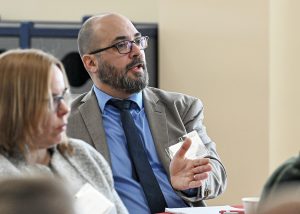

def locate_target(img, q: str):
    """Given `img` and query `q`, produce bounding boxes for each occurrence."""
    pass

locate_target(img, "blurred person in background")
[0,177,75,214]
[257,153,300,214]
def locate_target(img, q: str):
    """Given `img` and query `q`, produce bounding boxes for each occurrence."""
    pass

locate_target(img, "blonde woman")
[0,49,128,214]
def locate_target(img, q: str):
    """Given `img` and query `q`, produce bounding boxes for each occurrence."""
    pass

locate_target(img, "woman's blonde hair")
[0,49,72,157]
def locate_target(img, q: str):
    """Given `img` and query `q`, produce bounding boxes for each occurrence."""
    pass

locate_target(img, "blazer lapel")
[143,89,171,176]
[79,91,111,165]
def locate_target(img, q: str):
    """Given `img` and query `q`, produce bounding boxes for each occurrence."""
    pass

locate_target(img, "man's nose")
[129,42,143,58]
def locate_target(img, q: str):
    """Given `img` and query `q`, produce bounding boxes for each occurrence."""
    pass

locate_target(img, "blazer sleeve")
[175,97,227,205]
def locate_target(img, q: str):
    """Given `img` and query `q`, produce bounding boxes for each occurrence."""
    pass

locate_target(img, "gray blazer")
[67,87,227,206]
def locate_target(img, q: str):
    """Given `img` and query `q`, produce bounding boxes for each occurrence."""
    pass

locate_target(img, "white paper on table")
[167,130,209,160]
[165,205,243,214]
[74,183,116,214]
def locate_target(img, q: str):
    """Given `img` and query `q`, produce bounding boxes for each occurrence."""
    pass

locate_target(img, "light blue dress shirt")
[93,86,187,214]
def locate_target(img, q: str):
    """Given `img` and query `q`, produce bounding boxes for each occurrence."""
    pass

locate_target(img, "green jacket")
[259,153,300,205]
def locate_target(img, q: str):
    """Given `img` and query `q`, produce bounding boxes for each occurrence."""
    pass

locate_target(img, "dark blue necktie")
[109,99,167,214]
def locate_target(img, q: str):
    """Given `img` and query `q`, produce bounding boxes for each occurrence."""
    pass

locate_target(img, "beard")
[97,57,149,94]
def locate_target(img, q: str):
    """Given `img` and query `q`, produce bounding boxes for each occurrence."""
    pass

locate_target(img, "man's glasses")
[89,36,149,55]
[50,88,69,112]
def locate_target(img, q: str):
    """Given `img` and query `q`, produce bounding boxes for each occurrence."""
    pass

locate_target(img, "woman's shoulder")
[0,154,12,167]
[67,138,91,149]
[0,154,22,176]
[65,138,108,165]
[62,138,112,180]
[67,137,95,150]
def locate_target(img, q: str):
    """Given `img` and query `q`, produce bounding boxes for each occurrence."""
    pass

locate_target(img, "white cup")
[242,197,260,214]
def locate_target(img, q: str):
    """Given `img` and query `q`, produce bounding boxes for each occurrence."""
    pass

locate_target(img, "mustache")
[126,57,145,71]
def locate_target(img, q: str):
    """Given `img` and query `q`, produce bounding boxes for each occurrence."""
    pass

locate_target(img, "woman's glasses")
[50,88,69,112]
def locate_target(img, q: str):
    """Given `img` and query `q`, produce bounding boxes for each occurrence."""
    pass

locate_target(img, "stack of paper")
[165,205,244,214]
[75,183,116,214]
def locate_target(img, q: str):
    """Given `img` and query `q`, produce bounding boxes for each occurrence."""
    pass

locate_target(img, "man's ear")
[82,54,98,74]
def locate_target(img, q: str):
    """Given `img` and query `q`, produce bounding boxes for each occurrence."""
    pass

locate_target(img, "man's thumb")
[174,137,192,159]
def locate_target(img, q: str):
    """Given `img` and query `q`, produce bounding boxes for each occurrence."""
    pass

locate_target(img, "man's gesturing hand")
[170,138,212,190]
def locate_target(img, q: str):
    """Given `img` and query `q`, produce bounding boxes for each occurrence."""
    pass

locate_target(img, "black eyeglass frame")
[88,36,149,55]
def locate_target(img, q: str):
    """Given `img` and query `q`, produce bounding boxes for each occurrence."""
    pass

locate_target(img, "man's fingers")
[193,172,209,181]
[192,164,212,174]
[188,180,203,189]
[192,158,210,167]
[174,138,192,159]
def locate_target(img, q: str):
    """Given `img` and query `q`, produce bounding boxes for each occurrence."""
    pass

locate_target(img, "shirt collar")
[93,85,143,112]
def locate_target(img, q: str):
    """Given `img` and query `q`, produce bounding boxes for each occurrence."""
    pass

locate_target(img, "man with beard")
[67,13,227,214]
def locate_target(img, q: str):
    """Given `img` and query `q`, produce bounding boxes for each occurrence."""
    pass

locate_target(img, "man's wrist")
[181,187,200,197]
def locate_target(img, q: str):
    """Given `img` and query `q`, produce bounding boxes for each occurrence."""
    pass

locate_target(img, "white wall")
[159,0,269,205]
[269,0,300,171]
